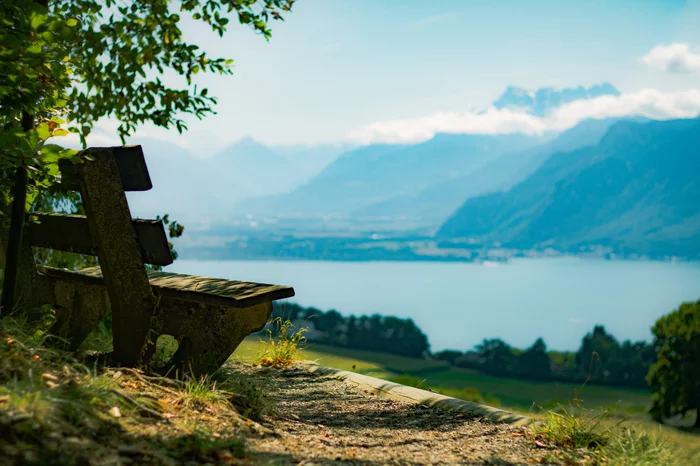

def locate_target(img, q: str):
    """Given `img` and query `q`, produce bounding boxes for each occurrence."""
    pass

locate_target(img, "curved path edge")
[302,362,533,427]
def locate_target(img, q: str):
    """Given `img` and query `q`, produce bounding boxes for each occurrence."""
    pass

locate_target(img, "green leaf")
[26,44,43,55]
[30,14,49,30]
[37,122,51,140]
[40,144,63,162]
[51,129,70,137]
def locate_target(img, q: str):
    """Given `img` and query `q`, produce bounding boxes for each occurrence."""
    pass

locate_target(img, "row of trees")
[435,326,656,389]
[267,303,431,358]
[440,301,700,426]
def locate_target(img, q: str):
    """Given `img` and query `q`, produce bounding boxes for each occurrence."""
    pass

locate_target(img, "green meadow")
[234,337,648,413]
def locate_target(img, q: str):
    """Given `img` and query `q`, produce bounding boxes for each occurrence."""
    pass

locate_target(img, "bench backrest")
[25,146,171,266]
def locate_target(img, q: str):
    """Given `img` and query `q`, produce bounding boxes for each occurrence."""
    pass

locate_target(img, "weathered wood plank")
[25,212,173,266]
[59,145,152,192]
[25,213,93,254]
[146,270,296,308]
[38,266,295,309]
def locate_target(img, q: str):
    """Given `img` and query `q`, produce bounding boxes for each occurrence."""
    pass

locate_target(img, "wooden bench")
[14,145,294,376]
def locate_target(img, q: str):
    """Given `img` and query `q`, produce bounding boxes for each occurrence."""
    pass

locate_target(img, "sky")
[81,0,700,150]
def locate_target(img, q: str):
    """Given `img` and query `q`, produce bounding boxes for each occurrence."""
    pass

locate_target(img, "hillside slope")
[438,117,700,258]
[358,118,626,224]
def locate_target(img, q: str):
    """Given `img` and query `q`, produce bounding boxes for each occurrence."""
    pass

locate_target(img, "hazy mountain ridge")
[438,117,700,258]
[355,118,630,224]
[236,133,544,216]
[124,137,345,224]
[234,84,631,223]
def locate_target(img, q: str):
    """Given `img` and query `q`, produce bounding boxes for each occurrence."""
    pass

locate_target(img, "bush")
[647,299,700,426]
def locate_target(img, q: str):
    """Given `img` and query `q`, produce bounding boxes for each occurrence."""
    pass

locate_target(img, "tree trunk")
[0,112,32,313]
[0,167,28,312]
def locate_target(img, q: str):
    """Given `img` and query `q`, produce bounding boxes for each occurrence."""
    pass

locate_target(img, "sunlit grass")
[256,317,308,367]
[0,312,262,464]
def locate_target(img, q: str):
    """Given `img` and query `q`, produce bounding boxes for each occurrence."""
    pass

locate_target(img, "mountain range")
[238,133,545,217]
[117,82,699,259]
[438,117,700,258]
[355,117,635,223]
[234,83,631,224]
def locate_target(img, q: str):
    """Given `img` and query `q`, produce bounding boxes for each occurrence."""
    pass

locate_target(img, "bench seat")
[39,265,295,309]
[33,264,294,375]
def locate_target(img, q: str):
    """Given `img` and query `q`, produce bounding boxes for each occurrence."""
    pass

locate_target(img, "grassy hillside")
[235,337,647,412]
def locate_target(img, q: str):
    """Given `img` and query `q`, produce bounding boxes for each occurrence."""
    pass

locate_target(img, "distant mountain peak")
[493,83,620,117]
[230,136,267,149]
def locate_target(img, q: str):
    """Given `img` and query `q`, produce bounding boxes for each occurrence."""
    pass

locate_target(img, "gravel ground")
[239,364,557,465]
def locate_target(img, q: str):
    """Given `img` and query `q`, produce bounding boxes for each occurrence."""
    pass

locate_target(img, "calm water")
[166,258,700,352]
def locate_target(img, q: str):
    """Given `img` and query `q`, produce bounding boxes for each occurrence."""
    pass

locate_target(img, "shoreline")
[177,251,700,265]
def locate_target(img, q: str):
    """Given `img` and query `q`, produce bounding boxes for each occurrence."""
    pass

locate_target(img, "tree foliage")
[647,299,700,426]
[438,326,653,388]
[518,337,551,381]
[474,338,516,376]
[575,325,619,383]
[267,303,431,359]
[1,0,293,207]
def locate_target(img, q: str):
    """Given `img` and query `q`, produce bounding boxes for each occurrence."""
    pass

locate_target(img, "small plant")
[531,352,680,465]
[533,353,614,456]
[179,374,226,410]
[533,399,611,449]
[257,317,307,367]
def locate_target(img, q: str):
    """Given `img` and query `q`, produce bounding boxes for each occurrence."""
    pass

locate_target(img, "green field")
[234,337,649,413]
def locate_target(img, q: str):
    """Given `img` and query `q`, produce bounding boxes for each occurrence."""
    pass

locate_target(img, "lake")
[166,258,700,353]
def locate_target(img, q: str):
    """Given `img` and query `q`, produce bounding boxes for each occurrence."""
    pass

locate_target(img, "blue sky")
[88,0,700,148]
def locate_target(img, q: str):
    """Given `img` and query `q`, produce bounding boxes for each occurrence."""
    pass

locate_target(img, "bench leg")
[17,256,111,350]
[152,297,273,377]
[15,243,107,350]
[50,280,112,350]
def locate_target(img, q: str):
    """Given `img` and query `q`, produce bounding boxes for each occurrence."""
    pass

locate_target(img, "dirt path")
[237,364,554,465]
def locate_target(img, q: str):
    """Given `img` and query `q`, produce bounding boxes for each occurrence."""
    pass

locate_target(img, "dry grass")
[0,310,272,465]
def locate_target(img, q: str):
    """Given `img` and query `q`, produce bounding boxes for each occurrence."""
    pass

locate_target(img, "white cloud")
[347,108,547,145]
[347,88,700,144]
[640,43,700,74]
